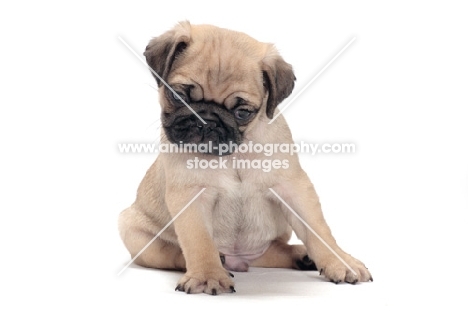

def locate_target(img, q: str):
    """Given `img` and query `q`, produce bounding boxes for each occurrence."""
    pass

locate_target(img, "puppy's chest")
[210,179,285,255]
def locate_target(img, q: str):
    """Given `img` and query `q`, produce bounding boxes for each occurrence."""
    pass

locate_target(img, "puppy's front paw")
[318,254,373,284]
[175,267,235,295]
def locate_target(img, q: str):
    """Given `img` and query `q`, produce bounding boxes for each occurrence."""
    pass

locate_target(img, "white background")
[1,1,467,309]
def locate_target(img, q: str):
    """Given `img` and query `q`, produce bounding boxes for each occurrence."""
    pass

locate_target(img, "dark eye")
[171,91,187,103]
[234,109,252,120]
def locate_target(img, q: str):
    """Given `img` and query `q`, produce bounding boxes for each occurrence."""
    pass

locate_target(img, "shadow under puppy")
[119,21,372,295]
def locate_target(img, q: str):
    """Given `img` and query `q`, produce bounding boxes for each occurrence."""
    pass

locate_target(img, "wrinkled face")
[160,38,266,154]
[144,23,295,155]
[160,87,258,153]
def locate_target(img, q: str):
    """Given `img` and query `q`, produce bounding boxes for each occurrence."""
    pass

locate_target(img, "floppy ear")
[262,46,296,119]
[144,21,192,87]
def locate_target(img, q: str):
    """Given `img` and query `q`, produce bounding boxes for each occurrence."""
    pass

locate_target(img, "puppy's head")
[144,21,295,155]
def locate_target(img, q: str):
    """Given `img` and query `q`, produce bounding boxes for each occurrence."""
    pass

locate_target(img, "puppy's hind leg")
[250,239,317,271]
[118,208,186,270]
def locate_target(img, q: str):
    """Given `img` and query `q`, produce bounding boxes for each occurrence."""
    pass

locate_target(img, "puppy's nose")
[197,120,217,130]
[197,120,216,129]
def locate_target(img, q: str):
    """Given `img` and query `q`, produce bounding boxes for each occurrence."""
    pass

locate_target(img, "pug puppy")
[118,21,372,295]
